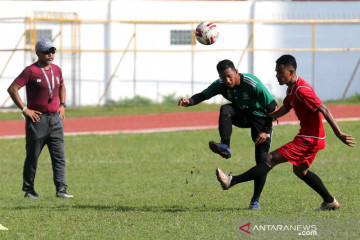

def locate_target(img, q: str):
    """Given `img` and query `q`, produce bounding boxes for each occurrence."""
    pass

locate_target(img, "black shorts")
[227,104,272,142]
[224,103,272,163]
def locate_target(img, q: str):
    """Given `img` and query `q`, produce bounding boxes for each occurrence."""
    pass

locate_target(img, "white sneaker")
[56,190,74,199]
[216,168,232,190]
[315,198,340,211]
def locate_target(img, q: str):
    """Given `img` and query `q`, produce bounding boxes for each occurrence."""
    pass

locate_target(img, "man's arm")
[7,82,25,110]
[178,93,207,107]
[265,100,277,114]
[268,104,291,120]
[58,82,66,119]
[318,103,356,147]
[7,82,41,122]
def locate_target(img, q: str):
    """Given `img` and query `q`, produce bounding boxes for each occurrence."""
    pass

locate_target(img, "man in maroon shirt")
[216,55,355,211]
[7,38,73,199]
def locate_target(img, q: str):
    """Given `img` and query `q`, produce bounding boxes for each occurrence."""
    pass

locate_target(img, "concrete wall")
[0,1,359,107]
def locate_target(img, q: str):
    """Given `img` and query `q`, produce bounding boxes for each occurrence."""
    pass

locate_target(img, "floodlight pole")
[312,22,316,91]
[191,23,195,96]
[133,23,137,106]
[250,0,255,75]
[104,0,112,105]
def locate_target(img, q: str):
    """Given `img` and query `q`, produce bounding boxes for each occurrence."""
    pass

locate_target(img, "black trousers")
[23,113,68,192]
[218,103,272,201]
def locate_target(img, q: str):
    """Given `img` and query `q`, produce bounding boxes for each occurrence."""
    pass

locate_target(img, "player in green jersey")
[178,59,277,210]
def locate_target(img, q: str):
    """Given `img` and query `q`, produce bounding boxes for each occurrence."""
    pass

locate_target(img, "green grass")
[0,122,359,239]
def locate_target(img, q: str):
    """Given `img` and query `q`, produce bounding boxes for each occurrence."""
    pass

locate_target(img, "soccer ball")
[195,21,219,45]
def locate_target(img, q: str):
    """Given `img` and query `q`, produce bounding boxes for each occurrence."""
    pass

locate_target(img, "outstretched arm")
[268,104,290,120]
[178,92,207,107]
[318,103,356,147]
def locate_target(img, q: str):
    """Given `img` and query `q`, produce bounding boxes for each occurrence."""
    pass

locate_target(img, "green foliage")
[111,93,186,106]
[348,92,360,102]
[325,92,360,105]
[109,95,154,106]
[0,122,359,239]
[161,92,183,105]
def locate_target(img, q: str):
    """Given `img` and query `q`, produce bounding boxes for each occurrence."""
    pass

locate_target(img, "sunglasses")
[41,48,56,55]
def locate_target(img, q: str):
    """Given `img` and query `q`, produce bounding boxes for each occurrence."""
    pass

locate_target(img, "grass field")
[0,120,359,239]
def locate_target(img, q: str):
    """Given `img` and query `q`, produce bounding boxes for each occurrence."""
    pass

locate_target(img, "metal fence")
[1,12,359,108]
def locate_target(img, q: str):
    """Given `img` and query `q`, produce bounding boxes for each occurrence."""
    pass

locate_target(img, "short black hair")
[217,59,236,73]
[276,55,297,71]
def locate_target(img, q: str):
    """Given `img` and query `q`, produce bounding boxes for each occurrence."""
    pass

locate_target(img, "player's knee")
[265,154,275,167]
[220,104,232,116]
[293,167,307,178]
[293,169,305,178]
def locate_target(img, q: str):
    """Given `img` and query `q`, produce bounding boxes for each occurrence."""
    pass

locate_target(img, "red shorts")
[277,136,325,168]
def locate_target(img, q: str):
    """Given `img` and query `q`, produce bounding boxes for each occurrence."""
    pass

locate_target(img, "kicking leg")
[216,150,286,190]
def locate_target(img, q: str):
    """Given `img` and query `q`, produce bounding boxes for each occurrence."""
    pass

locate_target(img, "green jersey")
[202,73,275,117]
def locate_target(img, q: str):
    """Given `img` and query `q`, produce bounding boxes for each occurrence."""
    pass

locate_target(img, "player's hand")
[337,132,356,147]
[178,97,190,107]
[59,105,66,119]
[255,132,268,145]
[23,108,42,122]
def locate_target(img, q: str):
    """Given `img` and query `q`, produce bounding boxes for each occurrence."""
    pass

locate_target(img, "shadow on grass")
[78,204,247,213]
[11,204,246,213]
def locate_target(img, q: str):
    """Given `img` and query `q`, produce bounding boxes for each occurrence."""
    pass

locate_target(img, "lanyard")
[38,62,55,99]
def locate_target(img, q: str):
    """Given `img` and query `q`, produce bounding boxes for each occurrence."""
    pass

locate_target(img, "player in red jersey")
[216,55,356,211]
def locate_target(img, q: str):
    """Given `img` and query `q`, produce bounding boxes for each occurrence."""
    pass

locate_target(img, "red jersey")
[283,77,325,139]
[15,62,64,113]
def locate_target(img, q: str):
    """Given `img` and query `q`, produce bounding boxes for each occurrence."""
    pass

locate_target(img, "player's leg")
[218,103,235,147]
[249,129,272,209]
[23,117,47,198]
[216,150,286,190]
[218,103,250,146]
[293,164,339,211]
[209,104,249,158]
[48,114,73,198]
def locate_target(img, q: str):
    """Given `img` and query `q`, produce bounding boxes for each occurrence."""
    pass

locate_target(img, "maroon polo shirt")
[15,62,64,113]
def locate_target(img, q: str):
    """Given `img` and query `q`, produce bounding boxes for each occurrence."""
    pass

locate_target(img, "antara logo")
[239,222,251,234]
